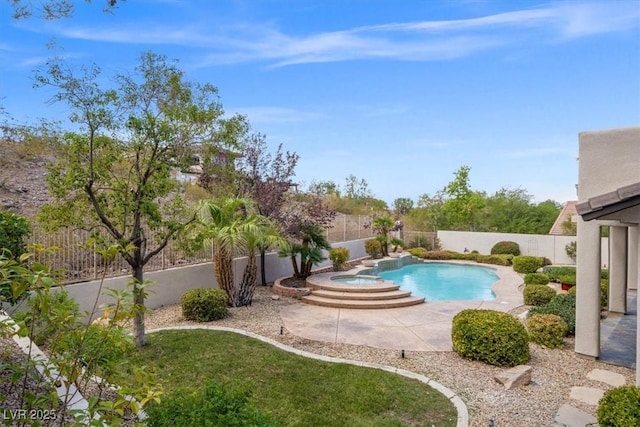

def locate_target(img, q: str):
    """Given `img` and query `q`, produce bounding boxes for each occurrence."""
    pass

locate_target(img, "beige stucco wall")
[578,127,640,199]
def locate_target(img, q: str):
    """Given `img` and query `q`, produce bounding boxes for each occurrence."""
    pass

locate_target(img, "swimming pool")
[376,262,498,301]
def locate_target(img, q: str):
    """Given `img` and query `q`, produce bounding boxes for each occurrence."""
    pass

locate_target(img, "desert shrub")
[523,285,557,306]
[601,269,609,280]
[512,256,544,274]
[543,266,576,282]
[490,241,521,256]
[0,211,31,260]
[329,247,350,271]
[526,314,567,348]
[12,288,80,345]
[407,247,427,258]
[597,385,640,427]
[422,250,452,260]
[451,309,530,367]
[364,238,382,259]
[528,293,576,335]
[476,254,512,266]
[146,381,279,427]
[524,273,550,285]
[181,288,229,322]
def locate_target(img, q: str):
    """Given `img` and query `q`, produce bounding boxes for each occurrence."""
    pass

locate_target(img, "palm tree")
[279,223,331,279]
[372,215,394,257]
[195,197,283,307]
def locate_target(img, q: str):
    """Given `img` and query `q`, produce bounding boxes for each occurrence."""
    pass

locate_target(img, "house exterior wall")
[575,126,640,385]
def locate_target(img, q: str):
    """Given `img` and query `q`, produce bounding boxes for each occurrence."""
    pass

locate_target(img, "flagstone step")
[311,289,413,301]
[301,295,425,309]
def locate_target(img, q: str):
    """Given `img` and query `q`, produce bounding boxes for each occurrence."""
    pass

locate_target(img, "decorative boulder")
[494,365,532,390]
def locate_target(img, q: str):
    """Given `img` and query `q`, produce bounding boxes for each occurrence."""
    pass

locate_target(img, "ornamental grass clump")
[526,313,567,348]
[523,285,557,306]
[181,288,229,322]
[451,309,530,367]
[597,385,640,427]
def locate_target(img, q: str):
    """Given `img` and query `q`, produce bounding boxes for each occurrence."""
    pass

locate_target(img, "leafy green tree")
[35,52,247,346]
[0,211,30,259]
[442,165,486,231]
[393,197,414,218]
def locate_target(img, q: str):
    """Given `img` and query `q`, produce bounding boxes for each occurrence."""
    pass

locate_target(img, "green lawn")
[124,329,457,427]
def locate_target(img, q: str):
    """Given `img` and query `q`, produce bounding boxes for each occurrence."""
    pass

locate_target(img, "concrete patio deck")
[280,263,525,351]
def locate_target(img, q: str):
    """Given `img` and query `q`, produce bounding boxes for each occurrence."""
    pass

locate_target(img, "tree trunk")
[290,254,300,279]
[259,247,267,286]
[214,247,236,306]
[238,252,257,306]
[132,265,146,347]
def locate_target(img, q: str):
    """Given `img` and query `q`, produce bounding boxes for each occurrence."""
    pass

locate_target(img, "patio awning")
[576,181,640,221]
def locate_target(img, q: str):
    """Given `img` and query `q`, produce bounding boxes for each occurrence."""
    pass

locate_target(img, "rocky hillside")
[0,140,54,218]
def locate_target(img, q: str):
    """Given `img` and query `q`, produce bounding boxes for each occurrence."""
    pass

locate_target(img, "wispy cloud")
[31,1,640,67]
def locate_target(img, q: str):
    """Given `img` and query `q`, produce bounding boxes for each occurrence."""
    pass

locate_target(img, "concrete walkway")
[281,263,524,351]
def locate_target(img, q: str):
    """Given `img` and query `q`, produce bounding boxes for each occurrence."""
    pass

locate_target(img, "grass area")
[124,329,457,426]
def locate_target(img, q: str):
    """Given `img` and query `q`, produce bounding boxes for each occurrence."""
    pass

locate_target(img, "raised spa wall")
[358,254,424,276]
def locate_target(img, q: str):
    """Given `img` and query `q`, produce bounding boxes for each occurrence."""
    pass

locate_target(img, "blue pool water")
[377,263,498,301]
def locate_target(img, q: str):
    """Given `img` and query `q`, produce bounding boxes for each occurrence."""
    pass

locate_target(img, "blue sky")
[1,0,639,206]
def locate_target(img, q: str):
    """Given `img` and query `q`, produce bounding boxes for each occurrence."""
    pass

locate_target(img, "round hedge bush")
[523,285,557,306]
[526,313,567,348]
[597,385,640,427]
[512,256,544,274]
[528,293,576,335]
[181,288,228,322]
[524,273,550,285]
[490,241,521,256]
[451,309,530,367]
[364,238,382,258]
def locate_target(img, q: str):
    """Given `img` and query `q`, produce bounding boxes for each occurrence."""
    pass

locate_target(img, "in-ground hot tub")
[330,275,384,285]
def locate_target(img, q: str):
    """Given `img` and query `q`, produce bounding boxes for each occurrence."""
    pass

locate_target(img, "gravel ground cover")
[145,286,636,427]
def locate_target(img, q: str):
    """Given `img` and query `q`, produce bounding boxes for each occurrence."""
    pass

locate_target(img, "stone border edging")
[147,325,469,427]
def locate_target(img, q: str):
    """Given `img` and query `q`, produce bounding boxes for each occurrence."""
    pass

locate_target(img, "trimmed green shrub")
[364,238,382,259]
[476,254,512,266]
[543,266,576,282]
[423,250,453,260]
[181,288,228,322]
[597,385,640,427]
[512,256,544,274]
[528,293,576,335]
[146,381,279,427]
[407,247,427,258]
[523,285,557,306]
[490,241,521,256]
[601,269,609,280]
[526,313,567,348]
[451,309,530,367]
[524,273,550,285]
[329,247,350,271]
[557,274,576,287]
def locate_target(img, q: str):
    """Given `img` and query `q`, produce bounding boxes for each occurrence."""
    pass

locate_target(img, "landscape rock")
[494,365,532,389]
